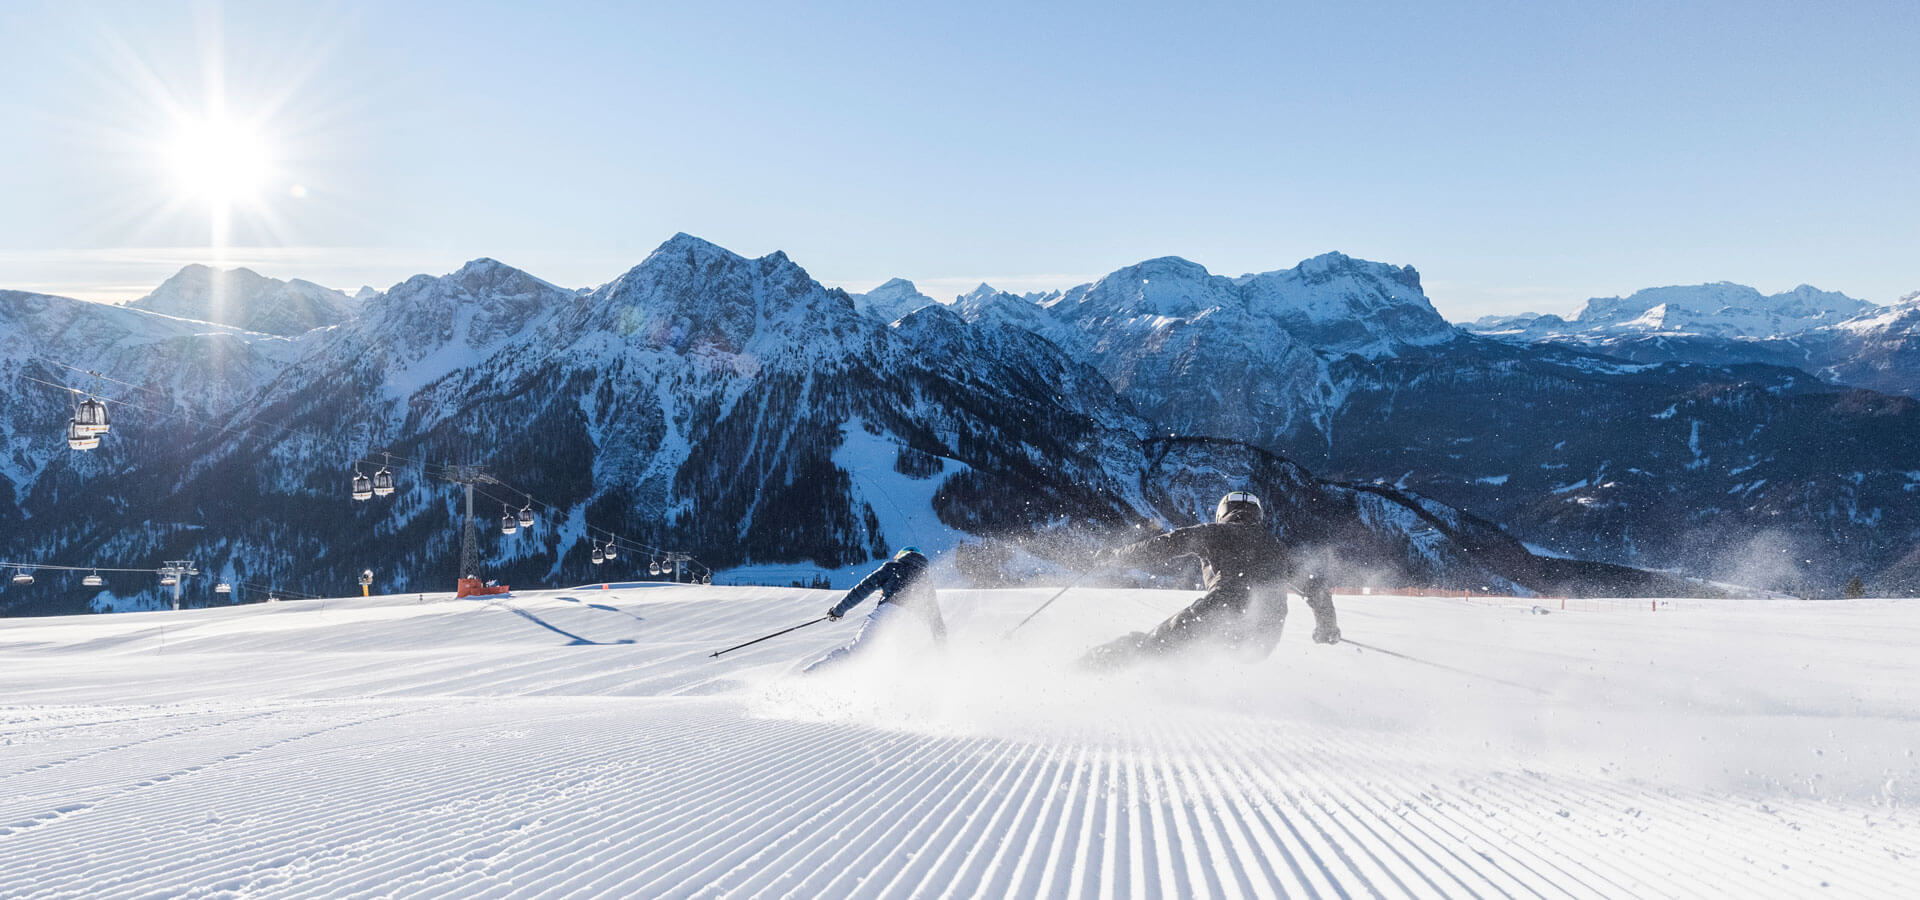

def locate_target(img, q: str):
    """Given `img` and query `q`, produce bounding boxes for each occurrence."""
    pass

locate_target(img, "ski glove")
[1312,618,1342,645]
[826,610,842,622]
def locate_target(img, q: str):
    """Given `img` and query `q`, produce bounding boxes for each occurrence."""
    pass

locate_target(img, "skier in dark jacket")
[804,547,948,673]
[1081,491,1339,668]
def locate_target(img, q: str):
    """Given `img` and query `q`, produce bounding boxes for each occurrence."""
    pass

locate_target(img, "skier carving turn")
[1080,491,1340,668]
[803,546,948,673]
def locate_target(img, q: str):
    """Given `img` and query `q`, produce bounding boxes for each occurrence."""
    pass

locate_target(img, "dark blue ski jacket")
[829,551,947,642]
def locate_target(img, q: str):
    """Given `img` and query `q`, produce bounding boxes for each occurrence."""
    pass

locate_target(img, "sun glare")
[166,115,274,206]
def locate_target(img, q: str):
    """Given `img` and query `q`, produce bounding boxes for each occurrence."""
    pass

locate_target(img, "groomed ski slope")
[1,585,1915,898]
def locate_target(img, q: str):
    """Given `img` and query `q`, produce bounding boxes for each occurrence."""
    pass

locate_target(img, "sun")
[165,114,275,207]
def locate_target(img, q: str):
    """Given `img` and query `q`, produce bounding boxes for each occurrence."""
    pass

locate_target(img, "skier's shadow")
[556,596,646,624]
[495,600,636,646]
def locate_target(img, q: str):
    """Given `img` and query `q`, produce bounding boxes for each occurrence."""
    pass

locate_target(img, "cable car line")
[22,355,721,588]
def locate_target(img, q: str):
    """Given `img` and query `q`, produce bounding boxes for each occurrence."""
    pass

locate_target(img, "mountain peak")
[1572,282,1874,338]
[1291,251,1423,292]
[129,264,351,336]
[957,283,1002,304]
[852,278,936,323]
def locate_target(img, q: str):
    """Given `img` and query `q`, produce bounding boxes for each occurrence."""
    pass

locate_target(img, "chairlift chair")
[67,419,100,451]
[82,571,104,588]
[590,544,605,565]
[351,467,373,501]
[649,557,661,576]
[75,396,110,435]
[10,569,32,586]
[372,467,395,497]
[517,502,535,528]
[603,542,619,561]
[160,574,178,587]
[500,503,518,535]
[215,581,232,595]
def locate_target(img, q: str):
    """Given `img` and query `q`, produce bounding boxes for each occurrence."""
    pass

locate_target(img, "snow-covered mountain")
[4,238,1916,616]
[1464,282,1920,400]
[129,264,356,336]
[958,252,1455,454]
[849,277,937,323]
[1471,282,1877,341]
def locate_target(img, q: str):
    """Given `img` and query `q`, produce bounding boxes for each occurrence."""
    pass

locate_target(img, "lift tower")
[441,464,510,598]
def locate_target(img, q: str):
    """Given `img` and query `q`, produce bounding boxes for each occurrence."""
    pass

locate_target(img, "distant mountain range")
[1465,282,1920,399]
[2,238,1915,615]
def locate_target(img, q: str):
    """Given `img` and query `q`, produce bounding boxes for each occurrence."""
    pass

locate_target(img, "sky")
[1,0,1915,321]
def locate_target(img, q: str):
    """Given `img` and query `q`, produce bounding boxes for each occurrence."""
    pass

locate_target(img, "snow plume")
[1711,528,1814,596]
[749,588,1919,807]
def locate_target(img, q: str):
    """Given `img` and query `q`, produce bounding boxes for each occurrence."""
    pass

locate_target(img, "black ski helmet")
[1215,491,1263,523]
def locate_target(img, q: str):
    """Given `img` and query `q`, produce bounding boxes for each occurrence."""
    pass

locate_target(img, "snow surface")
[2,586,1915,897]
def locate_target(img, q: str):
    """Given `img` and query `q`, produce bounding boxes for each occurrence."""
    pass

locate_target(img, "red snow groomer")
[456,576,511,598]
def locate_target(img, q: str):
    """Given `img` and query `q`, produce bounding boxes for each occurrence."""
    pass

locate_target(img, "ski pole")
[1003,575,1090,640]
[709,616,831,659]
[1343,639,1548,695]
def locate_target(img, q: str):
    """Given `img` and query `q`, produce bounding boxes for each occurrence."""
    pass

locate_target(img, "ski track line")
[8,702,615,897]
[1190,727,1359,900]
[248,704,739,900]
[768,733,985,899]
[0,706,280,785]
[1029,741,1097,899]
[1283,722,1559,900]
[486,711,854,898]
[1308,724,1621,900]
[1526,770,1909,899]
[704,731,1010,898]
[952,734,1068,896]
[977,736,1076,896]
[1447,759,1816,899]
[551,719,869,895]
[600,726,944,896]
[807,735,1003,900]
[0,707,388,846]
[947,734,1062,898]
[1173,730,1294,899]
[1315,717,1834,900]
[0,707,417,897]
[1545,753,1919,895]
[366,715,699,900]
[1060,745,1111,900]
[981,738,1087,899]
[1175,723,1333,899]
[1137,739,1216,898]
[908,740,1045,899]
[835,729,1014,898]
[1251,728,1492,899]
[1003,739,1085,897]
[1323,738,1615,900]
[560,721,958,896]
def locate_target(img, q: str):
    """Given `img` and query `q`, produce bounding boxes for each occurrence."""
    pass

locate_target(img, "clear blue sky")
[2,0,1915,319]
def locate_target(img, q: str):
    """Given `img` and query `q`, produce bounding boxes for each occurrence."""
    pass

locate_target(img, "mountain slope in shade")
[128,264,355,336]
